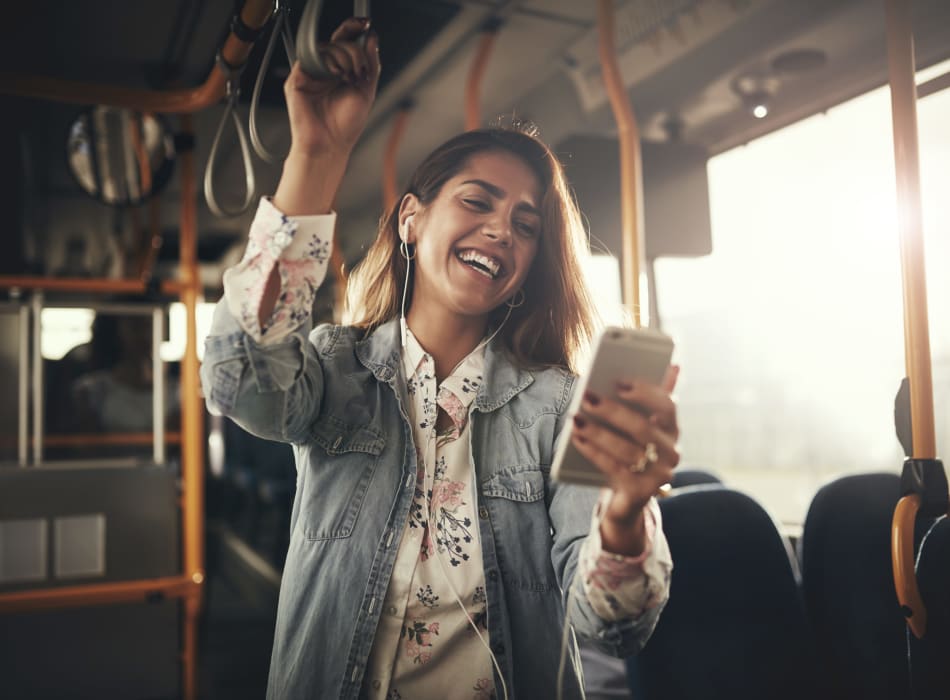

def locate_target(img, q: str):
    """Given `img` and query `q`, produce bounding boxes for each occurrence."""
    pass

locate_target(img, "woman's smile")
[455,248,503,280]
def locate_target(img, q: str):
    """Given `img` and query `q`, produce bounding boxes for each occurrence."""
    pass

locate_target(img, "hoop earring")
[399,240,416,261]
[506,289,525,308]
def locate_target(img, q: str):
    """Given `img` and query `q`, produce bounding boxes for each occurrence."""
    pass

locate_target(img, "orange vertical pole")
[885,0,939,642]
[884,0,936,459]
[597,0,645,327]
[383,102,413,212]
[465,21,501,131]
[177,114,205,700]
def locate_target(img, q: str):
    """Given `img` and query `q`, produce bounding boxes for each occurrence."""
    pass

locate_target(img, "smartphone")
[550,326,674,487]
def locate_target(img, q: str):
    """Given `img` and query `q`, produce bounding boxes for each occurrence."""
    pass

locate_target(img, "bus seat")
[626,486,821,700]
[799,473,910,700]
[669,468,722,489]
[908,514,950,699]
[221,418,295,563]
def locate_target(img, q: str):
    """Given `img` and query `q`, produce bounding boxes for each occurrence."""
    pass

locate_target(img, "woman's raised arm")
[202,17,380,443]
[275,16,380,215]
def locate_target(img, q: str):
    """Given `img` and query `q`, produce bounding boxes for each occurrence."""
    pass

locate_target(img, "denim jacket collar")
[355,317,534,412]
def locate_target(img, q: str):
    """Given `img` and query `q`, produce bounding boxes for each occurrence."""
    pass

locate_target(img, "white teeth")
[457,249,501,279]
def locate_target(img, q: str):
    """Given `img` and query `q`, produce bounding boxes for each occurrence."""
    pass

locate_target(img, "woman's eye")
[516,221,538,237]
[463,198,489,210]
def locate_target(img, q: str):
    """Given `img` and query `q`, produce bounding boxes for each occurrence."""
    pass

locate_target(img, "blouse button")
[478,506,489,520]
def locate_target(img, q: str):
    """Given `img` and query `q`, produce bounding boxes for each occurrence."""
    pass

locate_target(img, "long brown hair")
[344,128,598,374]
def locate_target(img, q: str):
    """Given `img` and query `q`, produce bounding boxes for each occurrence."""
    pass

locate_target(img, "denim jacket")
[201,303,666,699]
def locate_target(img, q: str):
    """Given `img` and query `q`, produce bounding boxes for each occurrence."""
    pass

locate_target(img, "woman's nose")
[481,217,512,247]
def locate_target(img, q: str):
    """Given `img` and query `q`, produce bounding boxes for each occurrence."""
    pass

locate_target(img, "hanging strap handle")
[204,52,256,217]
[250,4,297,163]
[296,0,371,79]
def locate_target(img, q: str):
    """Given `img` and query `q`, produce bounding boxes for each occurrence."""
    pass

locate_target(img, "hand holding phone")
[551,326,675,487]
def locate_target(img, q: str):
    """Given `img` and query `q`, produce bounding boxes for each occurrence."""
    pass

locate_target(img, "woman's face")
[404,150,542,325]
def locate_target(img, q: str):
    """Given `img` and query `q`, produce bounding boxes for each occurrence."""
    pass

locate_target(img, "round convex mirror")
[67,106,175,207]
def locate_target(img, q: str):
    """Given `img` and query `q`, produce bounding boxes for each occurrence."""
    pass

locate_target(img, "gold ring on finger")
[629,442,659,474]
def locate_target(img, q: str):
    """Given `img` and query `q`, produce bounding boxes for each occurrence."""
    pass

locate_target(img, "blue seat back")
[627,486,821,700]
[800,473,910,699]
[669,468,722,489]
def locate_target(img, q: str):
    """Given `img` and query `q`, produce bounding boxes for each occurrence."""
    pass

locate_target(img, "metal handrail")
[0,276,184,295]
[597,0,646,328]
[0,575,200,614]
[383,102,413,212]
[0,1,274,113]
[884,0,944,642]
[464,20,502,131]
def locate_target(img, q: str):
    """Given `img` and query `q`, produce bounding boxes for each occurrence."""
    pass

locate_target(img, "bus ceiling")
[2,1,949,243]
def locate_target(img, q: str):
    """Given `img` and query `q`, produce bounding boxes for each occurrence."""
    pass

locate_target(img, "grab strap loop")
[204,51,256,217]
[250,4,297,163]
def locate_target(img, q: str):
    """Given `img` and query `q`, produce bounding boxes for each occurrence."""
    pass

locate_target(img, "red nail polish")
[584,391,600,406]
[573,415,587,428]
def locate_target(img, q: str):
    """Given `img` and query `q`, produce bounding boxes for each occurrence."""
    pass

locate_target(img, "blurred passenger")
[71,314,179,433]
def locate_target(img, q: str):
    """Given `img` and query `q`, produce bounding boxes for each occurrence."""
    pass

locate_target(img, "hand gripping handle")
[295,0,371,79]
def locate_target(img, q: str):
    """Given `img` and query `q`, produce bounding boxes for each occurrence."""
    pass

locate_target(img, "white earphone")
[401,214,415,243]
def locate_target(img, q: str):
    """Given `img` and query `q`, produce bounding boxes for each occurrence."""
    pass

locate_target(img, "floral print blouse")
[226,198,672,699]
[361,326,496,699]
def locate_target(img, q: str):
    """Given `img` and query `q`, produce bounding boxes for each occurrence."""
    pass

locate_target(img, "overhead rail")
[0,0,274,113]
[597,0,646,327]
[884,0,947,643]
[464,18,503,131]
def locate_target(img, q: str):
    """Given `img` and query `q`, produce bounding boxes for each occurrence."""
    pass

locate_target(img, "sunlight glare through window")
[654,63,950,524]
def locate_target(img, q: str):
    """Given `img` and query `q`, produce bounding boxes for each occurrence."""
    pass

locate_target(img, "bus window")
[655,59,950,526]
[39,306,180,463]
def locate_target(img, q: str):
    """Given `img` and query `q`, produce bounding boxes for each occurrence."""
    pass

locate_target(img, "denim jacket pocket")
[481,467,558,592]
[300,416,385,541]
[482,467,545,502]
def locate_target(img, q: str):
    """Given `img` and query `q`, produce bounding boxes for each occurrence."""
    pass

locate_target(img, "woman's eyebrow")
[461,179,540,215]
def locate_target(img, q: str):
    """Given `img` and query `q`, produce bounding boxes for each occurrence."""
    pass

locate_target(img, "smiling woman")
[198,17,679,700]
